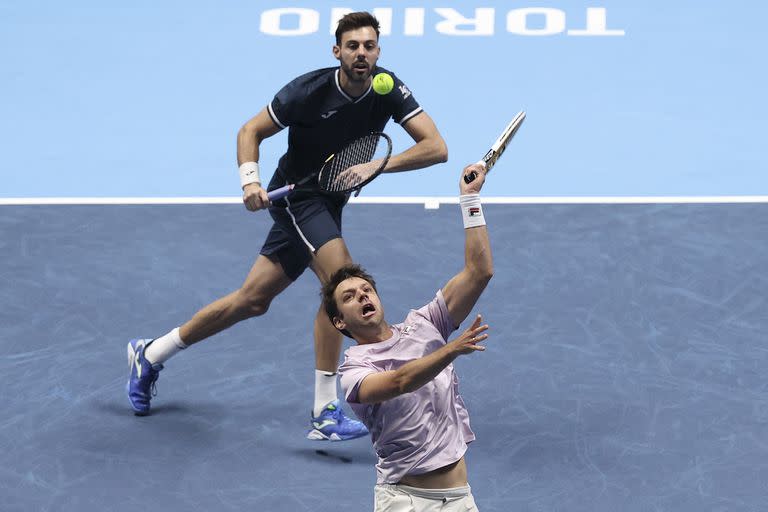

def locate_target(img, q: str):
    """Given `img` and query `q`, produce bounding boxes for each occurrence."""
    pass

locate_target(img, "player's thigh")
[280,196,344,255]
[374,485,416,512]
[260,221,314,281]
[374,485,479,512]
[444,492,480,511]
[310,237,353,284]
[240,254,293,302]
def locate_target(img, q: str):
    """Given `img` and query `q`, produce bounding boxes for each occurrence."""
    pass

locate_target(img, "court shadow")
[91,399,195,417]
[289,446,377,466]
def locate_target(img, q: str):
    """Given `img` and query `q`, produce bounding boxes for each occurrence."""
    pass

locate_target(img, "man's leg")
[305,238,368,440]
[179,254,293,345]
[127,255,293,415]
[311,237,353,376]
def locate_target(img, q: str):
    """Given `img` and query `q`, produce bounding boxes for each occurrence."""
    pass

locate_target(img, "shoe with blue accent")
[307,399,369,441]
[126,338,163,416]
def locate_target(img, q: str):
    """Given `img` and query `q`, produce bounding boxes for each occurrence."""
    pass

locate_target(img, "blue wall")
[2,1,766,197]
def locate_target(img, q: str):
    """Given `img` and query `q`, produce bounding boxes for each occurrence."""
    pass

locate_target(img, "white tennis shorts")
[374,483,479,512]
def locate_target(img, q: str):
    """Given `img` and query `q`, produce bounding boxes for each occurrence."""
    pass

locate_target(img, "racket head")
[481,110,525,172]
[465,110,526,184]
[318,132,392,194]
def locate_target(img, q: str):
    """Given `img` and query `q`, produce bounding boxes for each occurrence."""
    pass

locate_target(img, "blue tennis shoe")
[126,338,163,416]
[307,399,369,441]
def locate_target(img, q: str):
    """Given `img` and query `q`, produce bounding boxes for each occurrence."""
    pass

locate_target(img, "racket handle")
[464,161,487,184]
[267,184,294,201]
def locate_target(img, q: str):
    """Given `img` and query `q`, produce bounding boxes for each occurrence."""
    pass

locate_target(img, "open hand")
[449,314,489,356]
[333,158,383,191]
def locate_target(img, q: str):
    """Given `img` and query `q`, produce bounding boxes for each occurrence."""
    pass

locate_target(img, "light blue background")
[2,1,766,197]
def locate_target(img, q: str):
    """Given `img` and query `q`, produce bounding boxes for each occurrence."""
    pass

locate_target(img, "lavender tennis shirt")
[338,290,476,484]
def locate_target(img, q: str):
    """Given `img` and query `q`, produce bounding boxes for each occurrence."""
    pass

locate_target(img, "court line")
[1,196,768,207]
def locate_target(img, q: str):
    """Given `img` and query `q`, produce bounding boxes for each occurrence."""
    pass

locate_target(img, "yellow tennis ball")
[372,73,394,95]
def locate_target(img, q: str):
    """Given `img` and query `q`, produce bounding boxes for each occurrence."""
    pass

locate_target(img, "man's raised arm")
[441,162,494,327]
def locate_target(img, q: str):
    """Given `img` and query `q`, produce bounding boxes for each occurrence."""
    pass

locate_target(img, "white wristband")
[460,194,486,229]
[239,162,261,189]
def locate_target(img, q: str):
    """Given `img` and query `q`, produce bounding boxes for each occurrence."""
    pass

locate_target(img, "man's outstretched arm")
[441,163,494,327]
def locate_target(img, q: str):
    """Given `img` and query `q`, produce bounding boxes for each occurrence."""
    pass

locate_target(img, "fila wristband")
[460,193,485,229]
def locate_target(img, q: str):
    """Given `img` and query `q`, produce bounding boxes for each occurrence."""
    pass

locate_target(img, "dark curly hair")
[335,11,380,45]
[321,264,378,338]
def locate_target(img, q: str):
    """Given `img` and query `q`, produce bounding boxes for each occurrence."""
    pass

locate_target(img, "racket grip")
[267,184,294,201]
[464,161,487,184]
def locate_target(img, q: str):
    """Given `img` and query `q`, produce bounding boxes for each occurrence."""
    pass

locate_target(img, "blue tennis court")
[2,202,766,511]
[3,1,768,510]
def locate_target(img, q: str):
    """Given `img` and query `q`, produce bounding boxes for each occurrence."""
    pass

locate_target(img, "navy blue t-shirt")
[266,66,422,194]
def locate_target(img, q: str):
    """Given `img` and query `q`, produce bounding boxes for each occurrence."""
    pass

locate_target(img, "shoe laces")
[148,365,162,397]
[314,402,341,422]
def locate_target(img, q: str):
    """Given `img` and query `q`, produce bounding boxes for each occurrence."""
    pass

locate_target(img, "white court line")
[1,196,768,206]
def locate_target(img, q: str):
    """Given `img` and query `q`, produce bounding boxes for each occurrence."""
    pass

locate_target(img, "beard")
[341,60,372,84]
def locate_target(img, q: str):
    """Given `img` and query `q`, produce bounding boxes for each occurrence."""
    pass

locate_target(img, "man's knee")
[235,290,272,318]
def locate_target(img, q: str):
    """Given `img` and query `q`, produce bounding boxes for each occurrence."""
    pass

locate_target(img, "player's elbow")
[470,263,494,285]
[237,124,251,146]
[238,121,252,137]
[238,120,262,145]
[434,138,448,163]
[482,259,494,282]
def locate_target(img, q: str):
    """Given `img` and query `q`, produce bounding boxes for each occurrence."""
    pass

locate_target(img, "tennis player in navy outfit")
[126,12,448,441]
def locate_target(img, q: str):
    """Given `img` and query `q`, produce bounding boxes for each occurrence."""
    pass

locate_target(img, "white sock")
[144,327,187,365]
[313,370,338,417]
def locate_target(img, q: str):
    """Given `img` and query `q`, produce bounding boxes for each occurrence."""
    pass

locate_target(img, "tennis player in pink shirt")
[323,162,493,511]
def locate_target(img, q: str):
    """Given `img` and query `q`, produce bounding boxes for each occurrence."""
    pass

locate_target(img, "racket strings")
[322,134,383,192]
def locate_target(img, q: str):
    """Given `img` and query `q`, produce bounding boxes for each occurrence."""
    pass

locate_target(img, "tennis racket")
[267,132,392,201]
[464,110,526,183]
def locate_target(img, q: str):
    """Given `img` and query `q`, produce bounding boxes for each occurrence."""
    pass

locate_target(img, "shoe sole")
[307,429,342,441]
[306,429,366,442]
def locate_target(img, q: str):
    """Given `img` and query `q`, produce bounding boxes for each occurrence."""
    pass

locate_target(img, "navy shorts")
[260,193,346,280]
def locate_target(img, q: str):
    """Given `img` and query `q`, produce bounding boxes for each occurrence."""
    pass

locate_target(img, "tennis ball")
[372,73,394,95]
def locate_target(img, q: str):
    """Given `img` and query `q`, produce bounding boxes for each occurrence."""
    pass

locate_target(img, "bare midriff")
[398,456,467,489]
